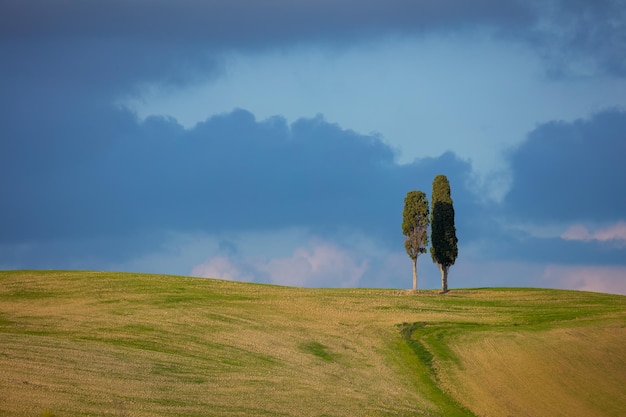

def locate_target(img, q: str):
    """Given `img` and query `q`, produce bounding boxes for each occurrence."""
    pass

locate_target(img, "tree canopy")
[430,175,458,293]
[402,190,429,290]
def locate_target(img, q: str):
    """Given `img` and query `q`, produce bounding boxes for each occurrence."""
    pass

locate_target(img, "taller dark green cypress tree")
[430,175,458,293]
[402,190,429,291]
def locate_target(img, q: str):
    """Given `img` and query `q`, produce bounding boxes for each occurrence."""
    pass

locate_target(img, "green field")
[1,270,624,416]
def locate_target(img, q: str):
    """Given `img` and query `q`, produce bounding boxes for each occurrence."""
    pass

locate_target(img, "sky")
[1,0,626,294]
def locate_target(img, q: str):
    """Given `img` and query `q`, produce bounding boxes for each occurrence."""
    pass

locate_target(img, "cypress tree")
[430,175,458,293]
[402,190,429,291]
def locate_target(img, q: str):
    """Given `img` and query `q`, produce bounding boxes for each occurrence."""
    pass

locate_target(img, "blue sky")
[1,0,625,294]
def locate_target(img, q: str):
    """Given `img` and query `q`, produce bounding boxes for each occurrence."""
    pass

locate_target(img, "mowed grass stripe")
[0,270,624,416]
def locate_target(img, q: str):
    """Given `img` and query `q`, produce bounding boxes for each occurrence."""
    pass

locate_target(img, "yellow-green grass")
[0,271,624,417]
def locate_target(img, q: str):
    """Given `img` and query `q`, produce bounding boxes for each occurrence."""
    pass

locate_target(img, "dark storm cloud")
[0,106,476,251]
[0,0,496,268]
[0,0,532,44]
[468,107,626,267]
[3,0,623,78]
[504,109,626,223]
[528,0,626,77]
[2,0,624,275]
[0,0,539,132]
[0,38,219,103]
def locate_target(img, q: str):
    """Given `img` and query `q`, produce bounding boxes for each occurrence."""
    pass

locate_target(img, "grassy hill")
[1,270,624,417]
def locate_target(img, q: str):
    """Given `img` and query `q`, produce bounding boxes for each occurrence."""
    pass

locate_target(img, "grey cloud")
[4,0,623,78]
[528,0,626,77]
[1,1,533,44]
[3,0,624,274]
[0,38,218,103]
[466,107,626,267]
[0,105,478,264]
[2,0,623,117]
[504,109,626,223]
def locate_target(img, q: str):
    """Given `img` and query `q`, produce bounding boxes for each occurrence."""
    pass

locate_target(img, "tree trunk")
[439,264,449,293]
[412,258,417,291]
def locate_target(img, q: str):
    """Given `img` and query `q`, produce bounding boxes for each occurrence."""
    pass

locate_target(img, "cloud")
[0,106,476,247]
[504,109,626,224]
[191,255,254,282]
[542,264,626,295]
[529,0,626,77]
[491,109,626,267]
[189,238,369,288]
[478,235,626,267]
[255,239,369,287]
[561,224,594,241]
[594,222,626,242]
[0,1,533,45]
[561,221,626,246]
[185,233,444,290]
[3,0,622,99]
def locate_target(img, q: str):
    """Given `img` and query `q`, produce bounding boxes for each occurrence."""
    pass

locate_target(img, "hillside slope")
[0,271,624,416]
